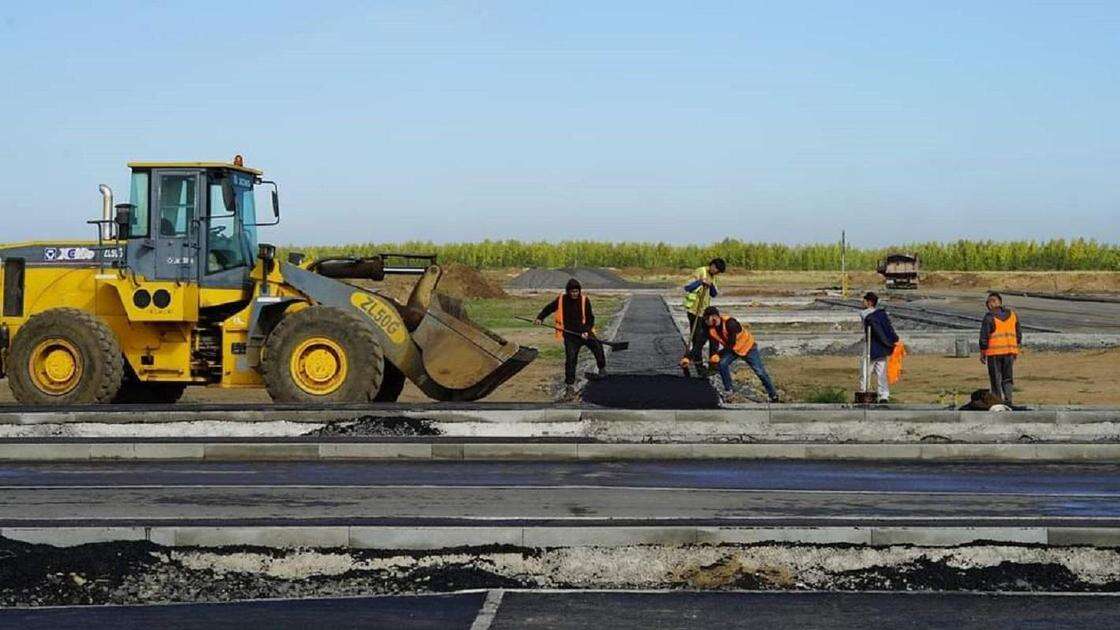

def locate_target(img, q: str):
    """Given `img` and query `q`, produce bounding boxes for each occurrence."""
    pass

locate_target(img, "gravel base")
[3,539,1119,607]
[304,416,441,437]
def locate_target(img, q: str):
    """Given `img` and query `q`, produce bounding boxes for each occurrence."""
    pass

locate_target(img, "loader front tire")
[373,362,406,402]
[8,308,123,405]
[262,306,385,403]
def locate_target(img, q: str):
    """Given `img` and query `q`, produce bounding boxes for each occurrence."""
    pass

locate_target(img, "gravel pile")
[507,267,641,290]
[304,416,440,437]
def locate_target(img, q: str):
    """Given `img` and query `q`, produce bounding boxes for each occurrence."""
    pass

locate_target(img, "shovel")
[515,317,630,351]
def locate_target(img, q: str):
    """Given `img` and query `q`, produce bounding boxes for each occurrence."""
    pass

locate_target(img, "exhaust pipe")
[98,185,113,241]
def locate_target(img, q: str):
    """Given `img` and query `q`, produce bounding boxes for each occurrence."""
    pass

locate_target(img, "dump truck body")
[876,253,920,289]
[0,158,535,404]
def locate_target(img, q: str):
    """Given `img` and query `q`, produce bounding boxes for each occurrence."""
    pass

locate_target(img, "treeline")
[296,238,1120,271]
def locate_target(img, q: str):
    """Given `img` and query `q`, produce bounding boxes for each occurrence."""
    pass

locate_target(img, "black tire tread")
[373,362,407,402]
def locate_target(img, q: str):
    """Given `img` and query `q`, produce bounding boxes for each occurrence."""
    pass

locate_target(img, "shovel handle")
[515,316,627,350]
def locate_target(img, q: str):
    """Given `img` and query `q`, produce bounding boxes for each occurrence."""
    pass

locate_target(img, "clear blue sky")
[1,1,1117,246]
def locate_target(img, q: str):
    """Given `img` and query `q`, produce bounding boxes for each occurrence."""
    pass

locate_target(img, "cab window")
[158,175,196,237]
[205,178,255,273]
[128,171,150,237]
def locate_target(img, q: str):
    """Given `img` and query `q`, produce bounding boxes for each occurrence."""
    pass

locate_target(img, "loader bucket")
[410,293,537,401]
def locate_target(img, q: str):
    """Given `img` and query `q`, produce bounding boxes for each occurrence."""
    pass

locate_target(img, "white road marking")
[469,589,505,630]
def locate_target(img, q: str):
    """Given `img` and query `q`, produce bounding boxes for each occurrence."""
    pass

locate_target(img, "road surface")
[4,591,1118,629]
[1,460,1118,527]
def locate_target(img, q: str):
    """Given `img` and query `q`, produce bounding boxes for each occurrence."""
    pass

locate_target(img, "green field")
[297,238,1119,271]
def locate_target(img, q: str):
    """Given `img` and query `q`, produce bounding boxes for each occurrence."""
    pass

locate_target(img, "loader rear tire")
[262,306,385,403]
[8,308,123,405]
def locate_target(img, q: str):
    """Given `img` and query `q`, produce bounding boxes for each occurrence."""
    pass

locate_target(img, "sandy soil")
[755,348,1120,406]
[0,349,1114,406]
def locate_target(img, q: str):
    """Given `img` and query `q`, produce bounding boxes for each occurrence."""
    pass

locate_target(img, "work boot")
[559,385,580,403]
[769,394,781,404]
[584,368,607,381]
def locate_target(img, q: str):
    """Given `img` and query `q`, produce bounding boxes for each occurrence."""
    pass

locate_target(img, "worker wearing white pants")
[870,357,890,400]
[861,292,899,404]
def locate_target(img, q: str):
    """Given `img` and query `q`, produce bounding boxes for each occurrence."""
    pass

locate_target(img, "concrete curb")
[2,441,1120,462]
[3,525,1118,549]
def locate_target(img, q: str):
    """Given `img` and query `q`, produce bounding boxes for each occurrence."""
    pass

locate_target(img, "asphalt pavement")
[5,591,1119,629]
[907,294,1120,333]
[1,460,1118,527]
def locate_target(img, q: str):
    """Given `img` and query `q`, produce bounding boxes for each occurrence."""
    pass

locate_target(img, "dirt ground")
[754,348,1120,406]
[0,348,1114,407]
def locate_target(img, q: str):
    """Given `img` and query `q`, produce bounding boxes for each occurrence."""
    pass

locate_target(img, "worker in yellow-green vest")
[681,257,726,376]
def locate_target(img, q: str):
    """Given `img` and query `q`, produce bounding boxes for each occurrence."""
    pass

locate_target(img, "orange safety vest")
[554,294,588,340]
[984,311,1020,357]
[708,315,755,356]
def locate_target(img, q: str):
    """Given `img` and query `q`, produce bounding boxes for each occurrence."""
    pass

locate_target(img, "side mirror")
[252,180,281,226]
[114,203,134,240]
[221,178,237,213]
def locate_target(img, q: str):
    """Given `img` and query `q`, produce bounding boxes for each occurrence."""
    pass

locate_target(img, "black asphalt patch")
[304,415,441,437]
[582,294,718,407]
[581,374,719,408]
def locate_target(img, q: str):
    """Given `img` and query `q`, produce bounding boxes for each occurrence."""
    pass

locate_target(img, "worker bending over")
[979,292,1021,405]
[702,306,779,403]
[535,279,606,399]
[860,292,899,403]
[682,258,726,375]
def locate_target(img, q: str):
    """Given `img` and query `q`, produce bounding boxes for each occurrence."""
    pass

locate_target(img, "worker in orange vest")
[535,278,606,399]
[702,306,779,402]
[979,292,1021,405]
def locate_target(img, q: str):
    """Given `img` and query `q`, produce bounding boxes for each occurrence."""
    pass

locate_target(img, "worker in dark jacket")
[702,306,779,402]
[979,292,1021,404]
[535,278,606,399]
[860,292,899,403]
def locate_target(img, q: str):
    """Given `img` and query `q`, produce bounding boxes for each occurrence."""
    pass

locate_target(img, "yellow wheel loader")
[0,157,535,405]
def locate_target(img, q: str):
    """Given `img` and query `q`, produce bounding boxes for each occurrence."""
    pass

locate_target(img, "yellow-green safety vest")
[683,266,715,314]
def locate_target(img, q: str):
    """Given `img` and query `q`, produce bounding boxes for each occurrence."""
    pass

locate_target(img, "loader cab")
[123,159,267,289]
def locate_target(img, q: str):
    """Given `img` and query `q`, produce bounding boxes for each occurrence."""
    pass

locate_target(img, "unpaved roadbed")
[3,538,1120,607]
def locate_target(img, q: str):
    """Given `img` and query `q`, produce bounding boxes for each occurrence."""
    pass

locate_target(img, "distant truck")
[876,253,920,289]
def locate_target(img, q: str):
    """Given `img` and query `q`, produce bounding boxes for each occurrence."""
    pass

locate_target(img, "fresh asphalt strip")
[0,460,1118,527]
[4,591,1120,630]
